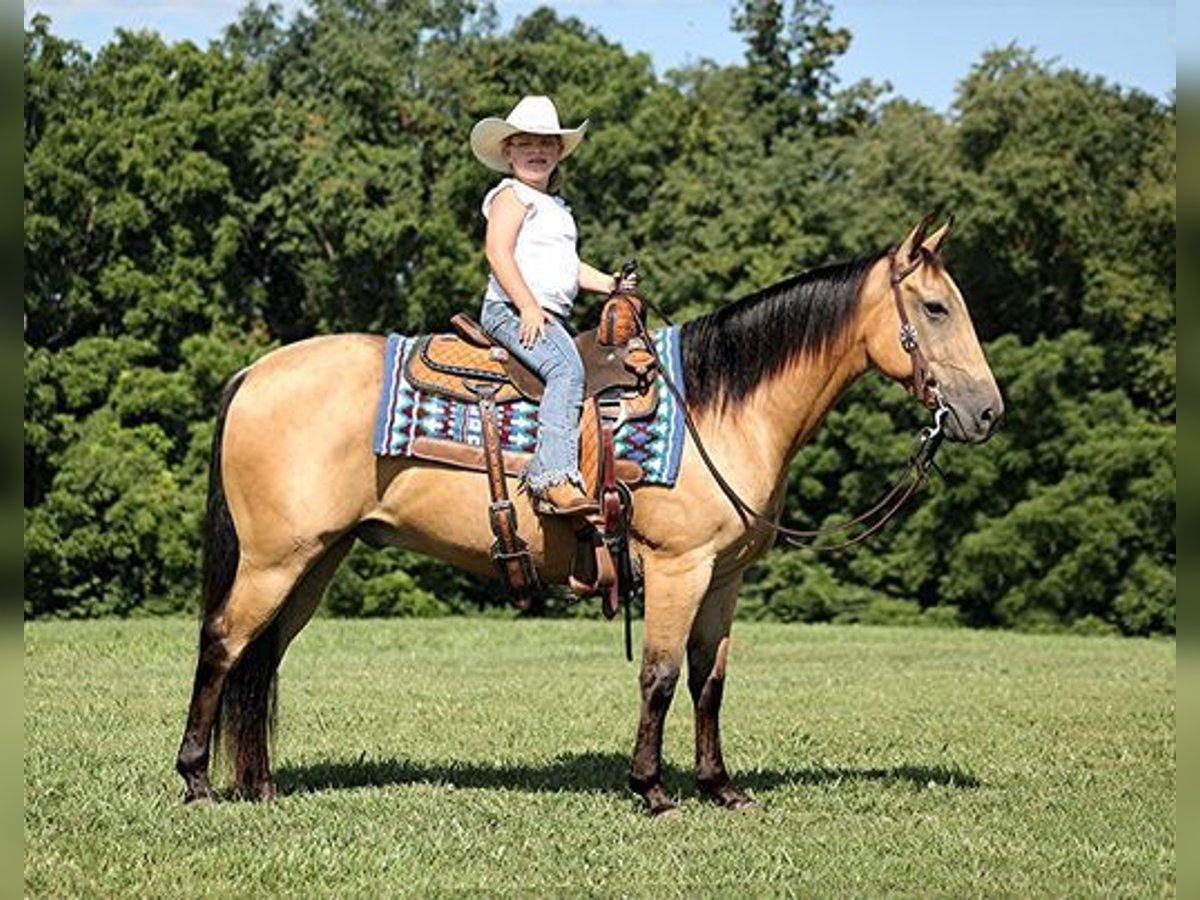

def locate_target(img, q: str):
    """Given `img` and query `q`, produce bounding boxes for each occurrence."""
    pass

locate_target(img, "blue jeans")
[480,298,585,493]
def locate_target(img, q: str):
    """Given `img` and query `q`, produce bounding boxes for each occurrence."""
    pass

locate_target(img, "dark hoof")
[647,789,680,818]
[700,778,756,811]
[238,779,277,802]
[632,779,679,817]
[723,794,758,812]
[180,774,214,805]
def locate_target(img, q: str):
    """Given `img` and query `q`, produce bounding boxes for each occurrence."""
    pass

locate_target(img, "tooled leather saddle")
[406,291,659,620]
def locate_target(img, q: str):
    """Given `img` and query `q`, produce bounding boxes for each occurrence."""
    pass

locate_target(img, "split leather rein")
[639,248,951,551]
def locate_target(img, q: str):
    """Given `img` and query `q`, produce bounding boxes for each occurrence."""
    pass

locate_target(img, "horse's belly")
[368,462,578,583]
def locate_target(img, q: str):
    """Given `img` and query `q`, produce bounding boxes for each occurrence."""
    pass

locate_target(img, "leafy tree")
[25,410,197,617]
[732,0,852,141]
[949,47,1175,404]
[936,333,1174,634]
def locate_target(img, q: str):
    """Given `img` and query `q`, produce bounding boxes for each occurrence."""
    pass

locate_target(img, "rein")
[637,248,949,550]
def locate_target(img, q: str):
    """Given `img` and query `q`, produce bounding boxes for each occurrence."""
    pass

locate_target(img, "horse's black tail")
[201,370,280,795]
[219,618,280,796]
[202,370,246,617]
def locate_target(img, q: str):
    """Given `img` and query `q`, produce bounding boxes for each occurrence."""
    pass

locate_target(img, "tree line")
[24,1,1175,634]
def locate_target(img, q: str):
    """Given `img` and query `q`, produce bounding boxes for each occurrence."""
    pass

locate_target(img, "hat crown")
[470,95,587,173]
[505,95,564,134]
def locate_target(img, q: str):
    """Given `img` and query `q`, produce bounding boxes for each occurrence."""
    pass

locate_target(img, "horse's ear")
[921,217,954,257]
[897,214,937,262]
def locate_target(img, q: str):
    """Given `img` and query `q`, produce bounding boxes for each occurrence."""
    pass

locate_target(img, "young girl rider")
[470,95,635,516]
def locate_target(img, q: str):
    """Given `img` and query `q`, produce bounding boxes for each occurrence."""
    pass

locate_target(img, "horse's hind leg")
[232,535,359,797]
[275,532,356,653]
[175,562,303,802]
[688,575,754,809]
[177,534,357,802]
[176,617,232,802]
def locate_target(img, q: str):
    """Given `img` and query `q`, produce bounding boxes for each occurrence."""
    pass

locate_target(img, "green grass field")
[25,618,1174,897]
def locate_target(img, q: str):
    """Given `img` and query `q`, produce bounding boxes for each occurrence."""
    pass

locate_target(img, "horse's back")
[231,332,385,444]
[239,332,386,401]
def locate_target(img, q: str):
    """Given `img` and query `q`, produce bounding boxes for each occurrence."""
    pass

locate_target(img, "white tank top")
[482,178,580,317]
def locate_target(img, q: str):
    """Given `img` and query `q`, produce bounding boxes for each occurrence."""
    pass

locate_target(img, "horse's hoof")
[651,803,682,820]
[638,783,679,818]
[181,776,214,805]
[724,794,758,812]
[648,792,681,819]
[700,778,756,811]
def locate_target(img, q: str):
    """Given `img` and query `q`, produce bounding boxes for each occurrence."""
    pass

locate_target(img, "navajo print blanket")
[373,326,687,487]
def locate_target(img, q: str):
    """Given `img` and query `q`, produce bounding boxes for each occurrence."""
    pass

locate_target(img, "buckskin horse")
[175,218,1003,815]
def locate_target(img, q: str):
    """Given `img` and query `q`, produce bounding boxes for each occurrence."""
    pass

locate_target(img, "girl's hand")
[613,269,639,294]
[518,306,550,347]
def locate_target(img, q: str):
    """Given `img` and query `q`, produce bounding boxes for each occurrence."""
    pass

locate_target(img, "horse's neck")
[705,335,870,509]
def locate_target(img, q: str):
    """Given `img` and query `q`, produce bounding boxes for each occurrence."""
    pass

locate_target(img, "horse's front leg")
[629,554,713,816]
[688,574,754,809]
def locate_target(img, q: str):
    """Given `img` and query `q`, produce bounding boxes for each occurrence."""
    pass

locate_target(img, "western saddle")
[403,289,659,619]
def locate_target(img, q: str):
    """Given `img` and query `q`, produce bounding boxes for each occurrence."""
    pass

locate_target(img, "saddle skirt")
[374,325,687,490]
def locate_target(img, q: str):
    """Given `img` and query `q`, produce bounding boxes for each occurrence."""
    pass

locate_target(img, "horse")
[175,218,1003,815]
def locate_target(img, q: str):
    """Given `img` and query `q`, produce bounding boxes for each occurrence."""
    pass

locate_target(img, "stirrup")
[568,533,617,597]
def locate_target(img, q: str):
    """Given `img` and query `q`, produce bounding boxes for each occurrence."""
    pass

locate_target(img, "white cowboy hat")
[470,95,588,173]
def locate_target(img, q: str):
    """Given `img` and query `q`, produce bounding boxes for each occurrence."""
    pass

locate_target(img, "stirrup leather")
[467,381,539,604]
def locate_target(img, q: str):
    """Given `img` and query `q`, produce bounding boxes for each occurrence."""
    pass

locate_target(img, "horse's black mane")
[680,251,885,413]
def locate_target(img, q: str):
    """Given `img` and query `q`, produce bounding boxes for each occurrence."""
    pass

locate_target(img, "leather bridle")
[888,247,941,411]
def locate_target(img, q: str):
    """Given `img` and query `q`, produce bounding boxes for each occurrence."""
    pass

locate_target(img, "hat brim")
[470,118,588,173]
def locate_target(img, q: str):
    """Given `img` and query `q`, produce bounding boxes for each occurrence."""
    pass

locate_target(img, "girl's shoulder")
[482,179,571,218]
[482,178,537,215]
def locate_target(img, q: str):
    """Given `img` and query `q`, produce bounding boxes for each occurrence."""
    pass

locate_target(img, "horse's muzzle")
[944,386,1004,443]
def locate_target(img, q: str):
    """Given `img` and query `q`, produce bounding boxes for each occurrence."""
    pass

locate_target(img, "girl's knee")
[542,341,585,386]
[552,351,584,378]
[549,364,584,398]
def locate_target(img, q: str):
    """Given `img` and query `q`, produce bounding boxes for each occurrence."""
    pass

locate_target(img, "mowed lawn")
[25,617,1174,897]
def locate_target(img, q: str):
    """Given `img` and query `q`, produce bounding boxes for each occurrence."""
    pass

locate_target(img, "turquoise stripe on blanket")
[373,327,687,487]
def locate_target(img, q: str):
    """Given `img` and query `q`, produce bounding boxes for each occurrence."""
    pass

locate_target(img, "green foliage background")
[24,1,1175,634]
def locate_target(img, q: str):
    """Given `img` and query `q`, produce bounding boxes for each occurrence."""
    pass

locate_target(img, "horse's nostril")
[980,406,1004,436]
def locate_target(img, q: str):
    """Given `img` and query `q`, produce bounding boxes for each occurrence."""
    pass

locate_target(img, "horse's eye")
[922,300,949,320]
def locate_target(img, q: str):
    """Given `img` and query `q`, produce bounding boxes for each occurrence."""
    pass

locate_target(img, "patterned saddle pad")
[374,326,687,487]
